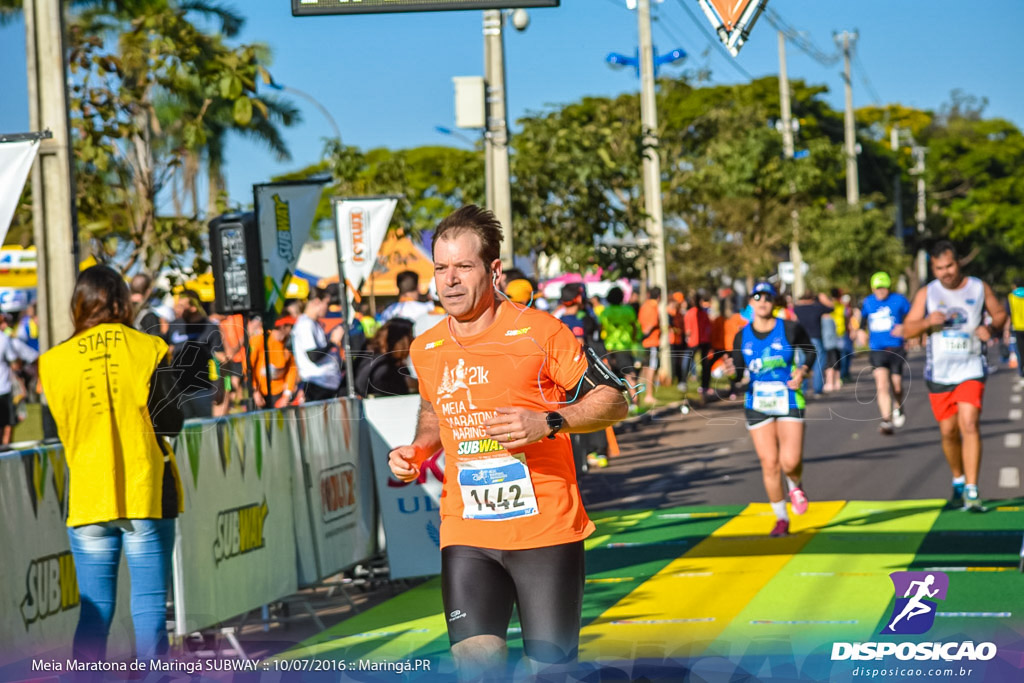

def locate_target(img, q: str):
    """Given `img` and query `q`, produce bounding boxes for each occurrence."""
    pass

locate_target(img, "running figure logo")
[882,571,949,635]
[439,358,477,409]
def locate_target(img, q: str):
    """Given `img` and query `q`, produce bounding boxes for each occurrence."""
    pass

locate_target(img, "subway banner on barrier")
[364,395,444,579]
[334,196,398,302]
[290,400,378,586]
[172,413,297,635]
[0,447,134,666]
[254,180,325,318]
[0,139,40,247]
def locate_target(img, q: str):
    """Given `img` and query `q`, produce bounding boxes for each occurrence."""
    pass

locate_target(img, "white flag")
[334,196,399,293]
[0,140,40,247]
[255,180,324,316]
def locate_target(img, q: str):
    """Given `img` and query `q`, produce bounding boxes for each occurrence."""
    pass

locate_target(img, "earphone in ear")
[492,272,499,285]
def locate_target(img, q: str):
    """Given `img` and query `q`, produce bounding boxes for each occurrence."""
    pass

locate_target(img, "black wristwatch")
[545,412,565,440]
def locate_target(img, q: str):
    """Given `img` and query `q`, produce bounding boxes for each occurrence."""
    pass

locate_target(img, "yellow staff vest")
[40,323,183,527]
[1009,290,1024,331]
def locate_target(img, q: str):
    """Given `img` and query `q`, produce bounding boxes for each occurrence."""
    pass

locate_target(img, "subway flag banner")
[293,0,559,17]
[333,196,398,307]
[254,180,325,317]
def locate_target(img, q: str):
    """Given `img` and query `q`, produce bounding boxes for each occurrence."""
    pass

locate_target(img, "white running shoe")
[892,408,906,428]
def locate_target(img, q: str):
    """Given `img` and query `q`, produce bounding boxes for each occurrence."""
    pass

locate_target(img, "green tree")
[659,79,845,292]
[4,0,296,274]
[66,1,293,274]
[800,199,909,292]
[922,93,1024,286]
[276,140,484,242]
[511,94,644,273]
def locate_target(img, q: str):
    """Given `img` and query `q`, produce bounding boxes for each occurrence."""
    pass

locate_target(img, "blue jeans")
[67,518,175,661]
[840,334,854,379]
[803,337,826,394]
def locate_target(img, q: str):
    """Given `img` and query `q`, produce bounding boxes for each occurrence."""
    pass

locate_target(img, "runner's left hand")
[484,407,550,450]
[787,367,807,391]
[974,325,992,342]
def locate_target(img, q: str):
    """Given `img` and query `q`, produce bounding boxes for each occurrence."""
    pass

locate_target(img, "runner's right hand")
[388,445,421,482]
[926,311,946,328]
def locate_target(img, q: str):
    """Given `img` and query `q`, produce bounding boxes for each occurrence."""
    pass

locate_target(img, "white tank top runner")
[924,276,986,385]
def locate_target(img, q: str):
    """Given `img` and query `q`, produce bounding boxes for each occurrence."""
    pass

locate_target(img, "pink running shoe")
[770,519,790,537]
[789,487,809,515]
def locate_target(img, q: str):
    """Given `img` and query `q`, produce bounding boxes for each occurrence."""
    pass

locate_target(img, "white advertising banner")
[0,446,134,667]
[255,180,324,317]
[363,395,444,579]
[333,196,398,292]
[291,399,378,586]
[0,140,39,247]
[171,413,298,635]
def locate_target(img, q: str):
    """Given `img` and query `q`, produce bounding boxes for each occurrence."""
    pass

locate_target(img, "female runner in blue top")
[728,282,817,537]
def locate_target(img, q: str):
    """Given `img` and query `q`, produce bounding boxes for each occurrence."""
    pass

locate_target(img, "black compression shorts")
[869,347,907,374]
[746,407,805,428]
[441,542,585,664]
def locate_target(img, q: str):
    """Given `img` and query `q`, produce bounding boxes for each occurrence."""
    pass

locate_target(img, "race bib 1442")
[457,455,539,521]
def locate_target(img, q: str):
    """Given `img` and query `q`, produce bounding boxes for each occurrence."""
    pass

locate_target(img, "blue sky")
[1,0,1022,206]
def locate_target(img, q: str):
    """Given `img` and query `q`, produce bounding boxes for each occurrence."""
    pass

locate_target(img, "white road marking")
[1012,394,1023,404]
[998,467,1020,489]
[1005,433,1023,448]
[1010,409,1023,421]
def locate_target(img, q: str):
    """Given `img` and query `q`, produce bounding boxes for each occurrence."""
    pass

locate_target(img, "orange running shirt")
[249,334,298,397]
[723,313,749,352]
[638,299,661,348]
[220,314,246,364]
[410,301,595,551]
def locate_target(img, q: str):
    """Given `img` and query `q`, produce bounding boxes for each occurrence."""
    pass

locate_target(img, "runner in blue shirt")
[727,282,816,538]
[857,272,911,435]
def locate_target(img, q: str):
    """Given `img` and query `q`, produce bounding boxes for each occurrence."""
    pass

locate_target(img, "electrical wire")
[652,9,694,67]
[852,50,883,105]
[672,0,755,81]
[763,7,840,66]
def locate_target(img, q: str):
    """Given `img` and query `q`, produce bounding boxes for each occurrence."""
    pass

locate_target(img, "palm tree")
[14,0,300,273]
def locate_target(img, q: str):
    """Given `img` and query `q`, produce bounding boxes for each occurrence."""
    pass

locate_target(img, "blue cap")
[752,282,777,298]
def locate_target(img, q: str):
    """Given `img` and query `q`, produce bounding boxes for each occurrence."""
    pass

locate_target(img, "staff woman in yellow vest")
[39,266,184,661]
[1009,285,1024,377]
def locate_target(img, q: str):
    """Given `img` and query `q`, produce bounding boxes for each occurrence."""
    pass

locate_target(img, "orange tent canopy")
[319,233,434,297]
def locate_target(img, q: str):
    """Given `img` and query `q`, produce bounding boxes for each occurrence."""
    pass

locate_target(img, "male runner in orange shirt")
[389,205,628,680]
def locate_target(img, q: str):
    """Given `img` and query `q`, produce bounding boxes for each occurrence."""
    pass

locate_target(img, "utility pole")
[637,0,671,377]
[778,31,804,298]
[483,10,514,268]
[24,0,78,350]
[836,30,859,205]
[912,145,928,285]
[891,125,903,241]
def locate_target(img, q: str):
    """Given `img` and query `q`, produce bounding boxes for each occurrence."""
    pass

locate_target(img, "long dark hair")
[71,265,134,336]
[368,319,414,355]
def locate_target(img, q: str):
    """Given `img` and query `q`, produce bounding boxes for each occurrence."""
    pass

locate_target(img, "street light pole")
[265,80,341,141]
[778,31,805,298]
[636,0,671,377]
[837,30,860,205]
[483,10,514,268]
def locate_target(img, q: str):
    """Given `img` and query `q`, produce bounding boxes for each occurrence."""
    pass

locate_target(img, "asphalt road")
[584,350,1024,512]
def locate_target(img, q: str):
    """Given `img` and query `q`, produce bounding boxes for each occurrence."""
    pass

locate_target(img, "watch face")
[547,412,563,434]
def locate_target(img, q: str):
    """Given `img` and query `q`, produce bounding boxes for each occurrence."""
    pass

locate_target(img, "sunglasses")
[751,293,772,302]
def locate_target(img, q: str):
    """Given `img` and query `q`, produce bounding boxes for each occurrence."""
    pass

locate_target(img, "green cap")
[870,272,892,289]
